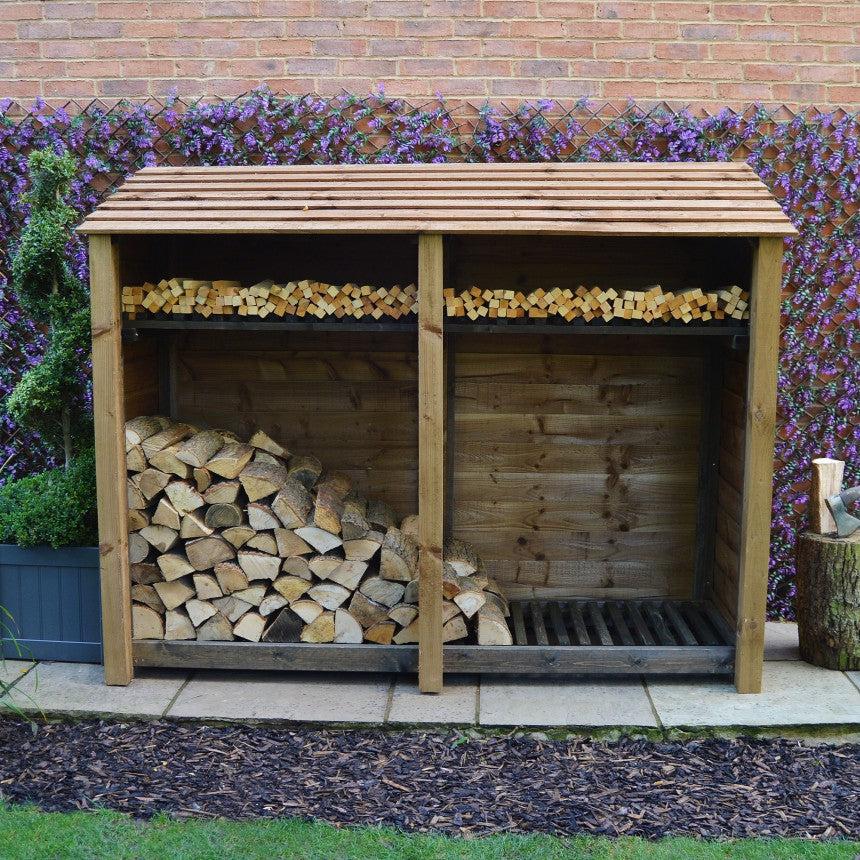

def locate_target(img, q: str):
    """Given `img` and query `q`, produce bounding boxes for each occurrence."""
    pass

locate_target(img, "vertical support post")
[418,233,444,694]
[89,235,133,686]
[735,236,783,693]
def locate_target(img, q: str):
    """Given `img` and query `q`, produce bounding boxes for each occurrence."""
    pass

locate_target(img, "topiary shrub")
[0,447,97,548]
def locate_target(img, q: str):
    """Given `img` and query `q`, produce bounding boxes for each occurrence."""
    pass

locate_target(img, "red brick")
[517,58,569,76]
[737,24,795,42]
[229,58,286,75]
[0,40,39,58]
[541,39,594,57]
[711,42,767,61]
[714,4,768,21]
[511,19,567,37]
[284,57,339,73]
[122,59,177,77]
[604,79,657,98]
[714,81,776,101]
[654,41,705,59]
[680,23,738,40]
[490,77,544,95]
[15,59,67,77]
[18,21,71,39]
[628,60,683,78]
[99,77,149,96]
[481,39,539,57]
[344,58,397,75]
[539,2,595,16]
[597,2,652,19]
[258,0,315,13]
[770,5,823,23]
[769,44,824,63]
[426,38,480,56]
[0,4,42,21]
[44,78,96,96]
[658,80,713,98]
[544,78,602,97]
[398,19,454,36]
[797,63,853,83]
[743,63,797,82]
[367,0,424,16]
[369,39,415,56]
[426,0,481,14]
[483,1,538,16]
[312,38,367,55]
[149,39,204,57]
[150,3,192,17]
[826,84,860,102]
[122,21,179,37]
[570,59,626,76]
[796,24,853,42]
[454,58,511,76]
[47,2,98,18]
[825,6,860,24]
[620,21,676,38]
[653,2,708,19]
[453,20,511,36]
[594,40,649,58]
[41,40,93,58]
[205,1,257,16]
[400,58,456,75]
[342,19,397,36]
[258,38,314,55]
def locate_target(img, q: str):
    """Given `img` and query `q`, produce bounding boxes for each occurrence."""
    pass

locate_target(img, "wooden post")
[89,234,133,685]
[735,236,783,693]
[418,233,444,694]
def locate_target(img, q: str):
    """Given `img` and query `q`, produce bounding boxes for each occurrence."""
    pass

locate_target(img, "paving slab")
[0,659,36,687]
[168,671,390,723]
[479,677,657,727]
[847,672,860,695]
[648,661,860,727]
[389,675,477,724]
[1,662,188,717]
[764,622,800,661]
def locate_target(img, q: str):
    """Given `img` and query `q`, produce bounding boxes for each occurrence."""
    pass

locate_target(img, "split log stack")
[122,278,749,326]
[125,417,512,647]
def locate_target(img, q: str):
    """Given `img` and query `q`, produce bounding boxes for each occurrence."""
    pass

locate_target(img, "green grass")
[0,805,856,860]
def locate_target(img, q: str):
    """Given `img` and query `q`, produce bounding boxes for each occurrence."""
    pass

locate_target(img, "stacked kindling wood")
[122,279,417,321]
[122,278,749,326]
[125,417,512,647]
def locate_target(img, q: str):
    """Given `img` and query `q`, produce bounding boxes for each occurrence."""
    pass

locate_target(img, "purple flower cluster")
[0,93,856,618]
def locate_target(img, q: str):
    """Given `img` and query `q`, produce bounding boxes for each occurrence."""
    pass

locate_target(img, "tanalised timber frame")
[82,163,794,692]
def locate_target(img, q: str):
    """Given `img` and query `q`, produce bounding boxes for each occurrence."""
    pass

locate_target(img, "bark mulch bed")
[0,719,857,839]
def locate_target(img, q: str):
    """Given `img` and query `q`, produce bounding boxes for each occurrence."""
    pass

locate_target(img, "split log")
[179,513,213,539]
[249,429,290,459]
[282,557,312,580]
[366,499,398,531]
[288,455,323,490]
[453,586,487,619]
[442,600,461,624]
[213,595,252,623]
[334,608,363,643]
[197,612,235,641]
[810,458,845,535]
[403,579,419,605]
[237,551,281,581]
[126,415,164,447]
[272,480,313,529]
[327,560,367,591]
[380,528,418,582]
[275,528,313,557]
[126,509,150,532]
[185,536,235,571]
[186,598,218,627]
[392,620,419,644]
[214,561,249,595]
[445,538,479,577]
[136,468,171,500]
[176,430,225,468]
[360,576,405,608]
[295,526,342,555]
[153,577,195,611]
[308,555,343,579]
[130,562,162,586]
[131,584,165,613]
[291,599,324,624]
[193,468,212,493]
[313,472,352,535]
[126,445,147,473]
[365,621,395,645]
[152,498,181,531]
[164,480,205,514]
[308,582,351,610]
[207,443,254,479]
[477,607,514,645]
[205,503,243,529]
[259,593,288,617]
[240,461,289,502]
[348,592,389,629]
[234,584,266,606]
[223,526,255,549]
[262,606,303,642]
[127,480,147,511]
[442,564,462,599]
[400,514,419,540]
[193,572,223,600]
[796,531,860,670]
[301,611,335,643]
[272,575,311,602]
[234,612,266,642]
[157,553,194,581]
[388,603,418,628]
[246,533,278,555]
[247,503,279,531]
[341,495,370,540]
[140,525,178,554]
[204,481,240,504]
[165,608,196,640]
[148,447,191,479]
[132,604,164,639]
[343,537,382,562]
[141,424,192,458]
[443,615,469,643]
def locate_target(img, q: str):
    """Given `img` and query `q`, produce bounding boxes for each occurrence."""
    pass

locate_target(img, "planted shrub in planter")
[0,150,101,662]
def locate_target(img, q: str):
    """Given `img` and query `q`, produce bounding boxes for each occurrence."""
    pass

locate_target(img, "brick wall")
[1,1,857,107]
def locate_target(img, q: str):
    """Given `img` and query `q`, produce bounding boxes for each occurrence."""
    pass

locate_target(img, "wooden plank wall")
[122,337,160,419]
[452,334,703,601]
[172,331,419,517]
[709,345,748,625]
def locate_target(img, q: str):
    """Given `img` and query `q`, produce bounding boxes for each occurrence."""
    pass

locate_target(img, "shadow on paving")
[0,719,857,839]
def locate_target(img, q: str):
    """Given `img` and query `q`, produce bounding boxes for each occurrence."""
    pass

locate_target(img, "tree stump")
[795,531,860,670]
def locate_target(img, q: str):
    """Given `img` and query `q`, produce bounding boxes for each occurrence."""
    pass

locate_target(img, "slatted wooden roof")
[78,162,796,237]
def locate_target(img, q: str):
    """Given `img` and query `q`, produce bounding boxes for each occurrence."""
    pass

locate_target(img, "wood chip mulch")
[0,719,857,839]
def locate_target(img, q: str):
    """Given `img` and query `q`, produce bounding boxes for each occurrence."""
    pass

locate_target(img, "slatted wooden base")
[133,599,735,677]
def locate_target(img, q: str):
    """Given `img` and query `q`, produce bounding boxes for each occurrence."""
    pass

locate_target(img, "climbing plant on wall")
[0,91,856,616]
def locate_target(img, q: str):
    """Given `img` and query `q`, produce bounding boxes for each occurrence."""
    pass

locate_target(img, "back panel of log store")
[79,163,795,693]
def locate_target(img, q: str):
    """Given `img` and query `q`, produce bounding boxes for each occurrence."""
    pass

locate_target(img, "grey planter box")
[0,544,101,663]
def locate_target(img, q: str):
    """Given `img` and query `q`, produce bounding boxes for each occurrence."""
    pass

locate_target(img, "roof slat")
[78,163,797,237]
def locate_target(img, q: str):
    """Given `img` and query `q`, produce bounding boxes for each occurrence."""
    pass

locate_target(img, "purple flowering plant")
[0,90,856,616]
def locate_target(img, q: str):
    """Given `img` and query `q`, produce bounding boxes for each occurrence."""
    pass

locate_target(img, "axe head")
[826,493,860,538]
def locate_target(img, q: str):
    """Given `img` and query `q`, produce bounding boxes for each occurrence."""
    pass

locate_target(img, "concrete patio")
[3,623,860,733]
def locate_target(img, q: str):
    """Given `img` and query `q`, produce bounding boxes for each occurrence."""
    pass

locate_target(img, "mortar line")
[382,675,396,723]
[161,670,194,718]
[642,677,664,730]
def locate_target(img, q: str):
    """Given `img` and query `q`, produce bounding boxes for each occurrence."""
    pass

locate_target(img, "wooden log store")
[80,163,796,693]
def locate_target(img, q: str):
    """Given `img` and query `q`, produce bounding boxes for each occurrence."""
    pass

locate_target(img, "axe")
[826,486,860,538]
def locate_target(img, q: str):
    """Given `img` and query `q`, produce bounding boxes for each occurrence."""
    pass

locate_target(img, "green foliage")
[7,150,91,465]
[0,448,97,548]
[0,806,857,860]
